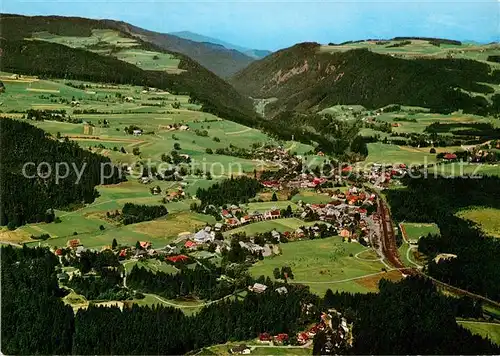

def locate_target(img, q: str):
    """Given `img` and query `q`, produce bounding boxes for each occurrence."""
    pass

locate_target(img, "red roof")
[342,166,353,172]
[140,241,151,249]
[399,164,407,168]
[184,240,197,248]
[55,248,63,256]
[119,249,127,257]
[275,333,289,341]
[444,153,457,160]
[270,210,281,216]
[167,255,189,263]
[262,180,279,187]
[259,333,271,341]
[298,332,309,340]
[358,208,368,214]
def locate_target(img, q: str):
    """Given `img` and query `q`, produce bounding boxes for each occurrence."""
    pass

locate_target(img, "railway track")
[374,194,500,307]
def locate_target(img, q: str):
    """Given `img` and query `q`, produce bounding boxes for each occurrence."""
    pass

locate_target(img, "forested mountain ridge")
[117,23,255,77]
[0,14,255,78]
[0,118,124,228]
[169,30,272,59]
[230,42,500,117]
[0,15,259,128]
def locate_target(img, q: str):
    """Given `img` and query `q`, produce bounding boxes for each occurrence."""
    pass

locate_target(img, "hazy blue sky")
[2,0,499,50]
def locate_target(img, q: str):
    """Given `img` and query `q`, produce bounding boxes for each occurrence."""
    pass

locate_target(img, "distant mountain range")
[169,31,272,59]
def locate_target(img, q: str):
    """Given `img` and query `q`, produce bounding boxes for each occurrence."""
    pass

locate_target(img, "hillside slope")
[116,23,255,78]
[0,14,258,126]
[0,14,255,78]
[169,30,272,59]
[230,42,500,117]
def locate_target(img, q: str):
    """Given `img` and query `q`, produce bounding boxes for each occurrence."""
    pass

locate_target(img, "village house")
[184,240,197,249]
[264,209,281,220]
[239,241,265,254]
[271,230,281,241]
[166,255,189,263]
[274,333,289,345]
[240,215,252,224]
[75,245,87,257]
[249,283,268,293]
[275,286,288,295]
[225,218,240,227]
[67,239,81,249]
[193,228,213,244]
[259,333,272,343]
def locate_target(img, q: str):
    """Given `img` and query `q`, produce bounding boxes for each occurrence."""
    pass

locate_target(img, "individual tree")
[271,192,278,201]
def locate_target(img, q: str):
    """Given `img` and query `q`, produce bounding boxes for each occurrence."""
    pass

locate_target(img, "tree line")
[0,118,124,228]
[195,176,262,210]
[3,245,500,355]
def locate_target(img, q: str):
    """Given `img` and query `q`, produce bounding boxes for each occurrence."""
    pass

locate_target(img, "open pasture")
[123,258,179,275]
[0,74,280,177]
[319,40,500,63]
[457,207,500,238]
[401,222,440,241]
[458,321,500,346]
[249,237,390,295]
[291,190,334,204]
[366,142,437,164]
[224,218,315,237]
[428,163,500,177]
[243,201,299,213]
[374,112,495,134]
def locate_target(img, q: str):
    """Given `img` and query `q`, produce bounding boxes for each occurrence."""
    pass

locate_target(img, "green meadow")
[457,208,500,238]
[458,321,500,346]
[249,237,389,295]
[224,218,315,237]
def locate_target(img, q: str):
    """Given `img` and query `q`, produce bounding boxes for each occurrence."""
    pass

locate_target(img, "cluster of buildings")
[297,188,376,242]
[253,308,353,351]
[220,205,282,228]
[366,163,407,188]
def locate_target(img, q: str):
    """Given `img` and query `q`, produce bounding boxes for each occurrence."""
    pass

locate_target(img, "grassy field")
[249,237,392,295]
[123,258,179,274]
[224,218,316,237]
[401,222,440,241]
[457,208,500,238]
[428,163,500,177]
[243,201,299,213]
[366,142,439,164]
[373,112,496,134]
[458,321,500,345]
[32,30,182,73]
[319,40,500,64]
[291,190,334,204]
